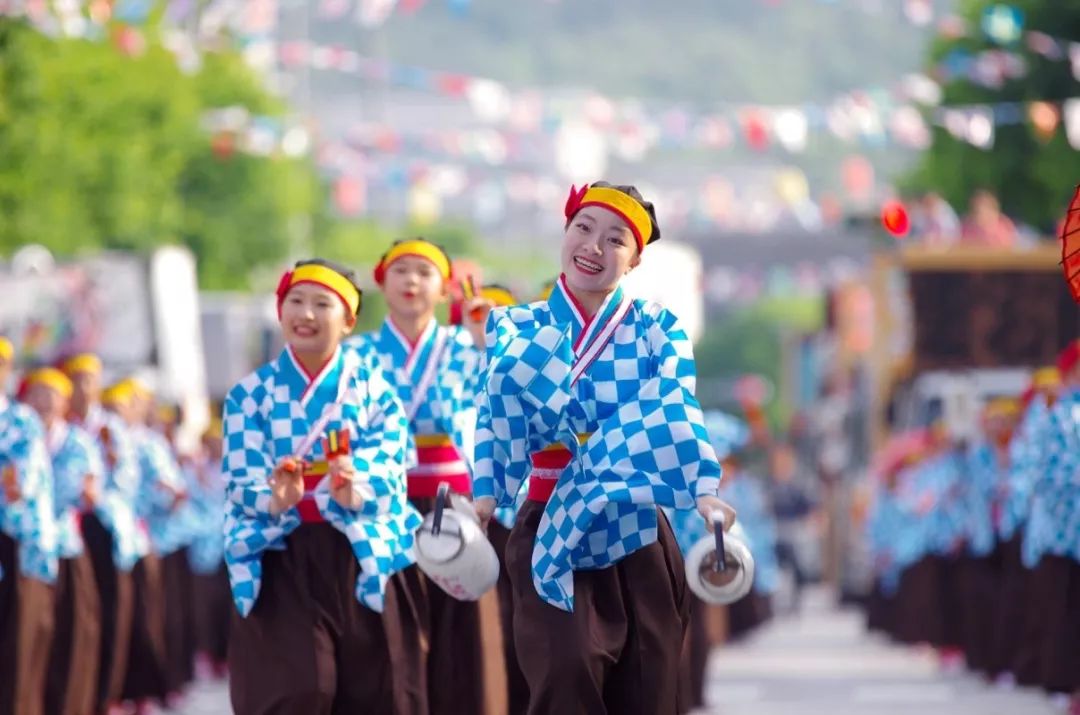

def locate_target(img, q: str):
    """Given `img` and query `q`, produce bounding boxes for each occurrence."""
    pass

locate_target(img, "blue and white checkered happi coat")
[666,409,748,556]
[473,278,722,611]
[1022,386,1080,567]
[346,318,483,475]
[998,397,1051,543]
[865,487,906,595]
[0,398,58,583]
[131,425,190,557]
[77,406,147,570]
[45,422,104,560]
[222,345,421,617]
[890,452,964,564]
[186,457,227,575]
[961,441,1004,558]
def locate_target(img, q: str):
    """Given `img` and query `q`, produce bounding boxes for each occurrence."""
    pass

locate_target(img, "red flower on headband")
[564,184,589,222]
[275,270,294,318]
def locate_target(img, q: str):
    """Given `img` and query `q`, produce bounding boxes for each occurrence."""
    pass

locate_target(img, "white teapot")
[684,512,755,606]
[415,483,500,601]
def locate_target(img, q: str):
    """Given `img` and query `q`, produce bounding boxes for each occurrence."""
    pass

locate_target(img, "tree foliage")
[0,18,323,289]
[907,0,1080,230]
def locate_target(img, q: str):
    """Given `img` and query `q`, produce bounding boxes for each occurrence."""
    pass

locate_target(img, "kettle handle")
[432,482,450,537]
[711,511,727,572]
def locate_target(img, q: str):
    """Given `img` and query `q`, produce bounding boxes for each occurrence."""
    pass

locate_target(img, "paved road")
[173,589,1062,715]
[697,589,1060,715]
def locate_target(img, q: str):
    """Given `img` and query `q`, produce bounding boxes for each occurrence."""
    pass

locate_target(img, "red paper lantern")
[1060,184,1080,303]
[881,200,910,238]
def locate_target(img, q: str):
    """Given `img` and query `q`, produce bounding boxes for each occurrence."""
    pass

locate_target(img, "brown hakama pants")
[121,554,168,702]
[228,523,424,715]
[677,596,713,714]
[161,548,197,694]
[0,532,56,715]
[991,537,1030,677]
[192,563,232,666]
[80,513,133,708]
[1032,555,1080,694]
[506,501,690,715]
[45,552,101,715]
[408,495,505,715]
[894,556,944,646]
[959,552,999,674]
[487,520,529,715]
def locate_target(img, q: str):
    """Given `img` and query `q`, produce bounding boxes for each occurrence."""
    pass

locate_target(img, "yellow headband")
[62,353,102,377]
[1033,366,1060,389]
[984,397,1020,419]
[204,416,223,439]
[480,286,517,307]
[374,239,452,284]
[25,368,73,399]
[572,186,654,251]
[0,337,12,363]
[101,382,134,407]
[283,264,362,317]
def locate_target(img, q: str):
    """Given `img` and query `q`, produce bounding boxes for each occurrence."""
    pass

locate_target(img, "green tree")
[907,0,1080,231]
[0,18,324,289]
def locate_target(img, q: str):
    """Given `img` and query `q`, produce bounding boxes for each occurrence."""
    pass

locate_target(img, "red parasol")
[1062,184,1080,303]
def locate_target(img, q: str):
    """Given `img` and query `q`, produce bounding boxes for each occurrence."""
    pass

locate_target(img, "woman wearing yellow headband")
[472,182,734,714]
[22,368,109,715]
[349,238,499,715]
[224,257,422,714]
[0,344,61,715]
[60,354,146,714]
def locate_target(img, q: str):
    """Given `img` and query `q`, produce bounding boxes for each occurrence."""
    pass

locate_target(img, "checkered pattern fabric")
[345,320,483,476]
[186,458,227,575]
[81,408,148,568]
[473,279,721,611]
[131,425,190,556]
[47,424,103,559]
[865,489,907,595]
[222,347,420,617]
[894,451,967,560]
[998,397,1051,542]
[0,400,58,583]
[666,410,747,556]
[1022,386,1080,567]
[960,441,1002,558]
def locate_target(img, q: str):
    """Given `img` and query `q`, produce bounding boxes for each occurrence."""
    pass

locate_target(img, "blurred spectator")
[961,190,1017,247]
[770,442,818,612]
[911,192,960,246]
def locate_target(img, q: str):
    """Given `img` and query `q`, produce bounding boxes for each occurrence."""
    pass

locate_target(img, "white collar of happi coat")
[46,420,70,456]
[380,317,445,389]
[548,274,633,383]
[281,344,345,409]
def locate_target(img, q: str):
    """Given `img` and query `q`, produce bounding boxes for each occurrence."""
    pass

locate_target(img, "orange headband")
[373,239,452,284]
[276,264,362,318]
[564,184,654,252]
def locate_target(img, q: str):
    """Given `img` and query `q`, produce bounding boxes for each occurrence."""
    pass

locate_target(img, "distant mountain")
[297,0,943,106]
